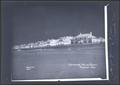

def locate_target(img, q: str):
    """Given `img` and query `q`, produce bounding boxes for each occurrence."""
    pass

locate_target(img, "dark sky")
[3,2,105,45]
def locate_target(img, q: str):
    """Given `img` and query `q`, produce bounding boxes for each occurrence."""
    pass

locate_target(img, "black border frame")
[0,0,120,85]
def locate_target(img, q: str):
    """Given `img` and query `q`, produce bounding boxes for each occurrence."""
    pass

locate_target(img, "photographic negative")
[10,1,110,82]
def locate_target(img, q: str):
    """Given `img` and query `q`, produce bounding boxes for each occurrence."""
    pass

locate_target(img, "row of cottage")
[13,32,105,50]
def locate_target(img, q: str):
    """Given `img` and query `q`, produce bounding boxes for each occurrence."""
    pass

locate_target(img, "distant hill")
[13,32,105,50]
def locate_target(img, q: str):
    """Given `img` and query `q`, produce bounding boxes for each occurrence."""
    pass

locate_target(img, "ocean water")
[12,44,106,80]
